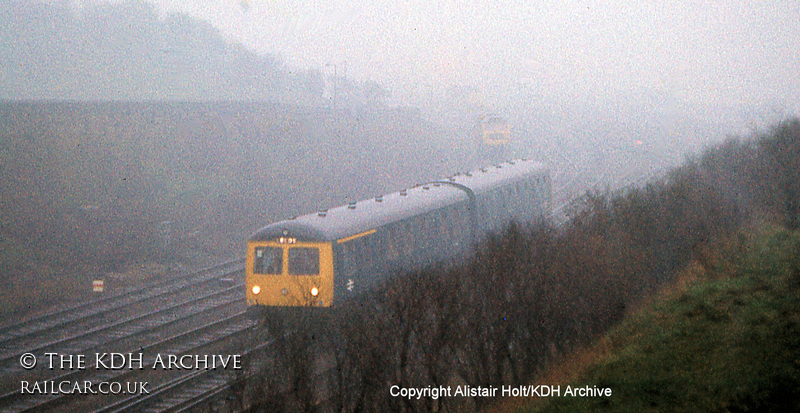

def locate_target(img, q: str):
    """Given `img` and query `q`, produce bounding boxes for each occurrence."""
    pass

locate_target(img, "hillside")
[520,225,800,412]
[0,0,321,103]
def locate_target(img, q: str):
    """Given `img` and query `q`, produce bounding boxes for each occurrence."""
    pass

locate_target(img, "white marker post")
[93,280,104,293]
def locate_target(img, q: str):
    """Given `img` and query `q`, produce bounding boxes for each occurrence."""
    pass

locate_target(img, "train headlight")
[252,285,261,295]
[310,287,319,297]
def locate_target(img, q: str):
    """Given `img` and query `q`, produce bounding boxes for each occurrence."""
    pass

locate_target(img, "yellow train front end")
[479,116,511,147]
[246,237,334,308]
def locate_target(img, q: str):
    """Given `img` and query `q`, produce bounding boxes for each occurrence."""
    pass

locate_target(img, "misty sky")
[115,0,800,114]
[7,0,798,150]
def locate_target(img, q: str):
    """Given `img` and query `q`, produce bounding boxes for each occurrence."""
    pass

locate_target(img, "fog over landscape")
[2,2,800,411]
[140,1,799,106]
[0,0,798,306]
[3,0,799,156]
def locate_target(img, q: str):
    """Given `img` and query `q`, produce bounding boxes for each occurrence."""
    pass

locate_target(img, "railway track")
[5,312,255,413]
[0,259,252,412]
[120,331,292,413]
[95,320,255,413]
[0,158,665,412]
[0,259,243,352]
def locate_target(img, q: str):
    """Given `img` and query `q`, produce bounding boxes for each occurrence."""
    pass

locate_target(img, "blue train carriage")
[246,159,550,309]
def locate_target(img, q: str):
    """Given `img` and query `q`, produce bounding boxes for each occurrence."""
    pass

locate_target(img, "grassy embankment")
[241,120,798,411]
[518,225,800,412]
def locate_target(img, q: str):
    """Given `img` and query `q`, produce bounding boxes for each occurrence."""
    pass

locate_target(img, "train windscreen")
[254,246,282,274]
[288,247,320,275]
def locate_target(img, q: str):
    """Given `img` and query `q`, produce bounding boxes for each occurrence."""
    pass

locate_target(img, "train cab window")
[386,239,399,260]
[254,247,283,275]
[289,247,320,275]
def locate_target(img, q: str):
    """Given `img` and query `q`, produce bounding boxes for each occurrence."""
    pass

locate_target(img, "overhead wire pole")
[325,63,337,109]
[325,60,348,109]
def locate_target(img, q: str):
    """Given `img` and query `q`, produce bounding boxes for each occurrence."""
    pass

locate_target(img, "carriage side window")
[386,226,400,260]
[289,247,320,275]
[402,221,415,254]
[254,247,283,275]
[426,212,438,234]
[359,238,375,268]
[441,208,455,239]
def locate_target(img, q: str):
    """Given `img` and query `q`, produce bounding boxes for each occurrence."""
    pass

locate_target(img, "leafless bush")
[245,117,800,411]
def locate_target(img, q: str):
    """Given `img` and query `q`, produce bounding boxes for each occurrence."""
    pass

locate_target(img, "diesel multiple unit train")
[476,115,511,147]
[245,159,551,309]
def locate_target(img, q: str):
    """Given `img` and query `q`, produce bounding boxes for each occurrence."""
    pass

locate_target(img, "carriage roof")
[250,159,548,243]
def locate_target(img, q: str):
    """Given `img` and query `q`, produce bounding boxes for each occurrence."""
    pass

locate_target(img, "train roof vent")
[480,168,487,173]
[347,202,357,209]
[318,209,328,217]
[375,196,383,202]
[400,189,408,196]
